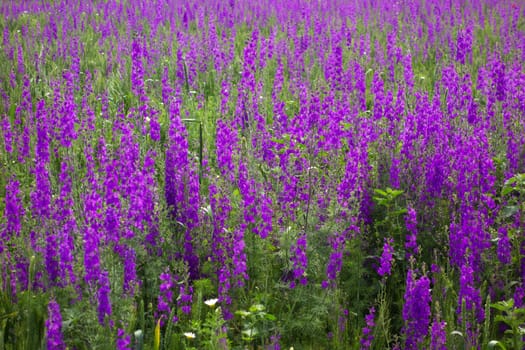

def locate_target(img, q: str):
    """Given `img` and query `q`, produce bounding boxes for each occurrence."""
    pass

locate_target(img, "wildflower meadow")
[1,0,524,349]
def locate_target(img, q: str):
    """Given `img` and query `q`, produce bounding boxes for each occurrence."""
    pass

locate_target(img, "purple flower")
[266,334,281,350]
[164,94,200,279]
[430,317,447,350]
[59,71,78,147]
[458,258,484,323]
[1,177,24,253]
[377,238,394,277]
[149,108,161,142]
[178,284,193,315]
[389,157,400,188]
[290,234,308,288]
[323,232,345,288]
[497,226,511,265]
[238,160,257,225]
[360,306,376,349]
[157,270,174,324]
[55,161,76,286]
[232,225,248,286]
[97,270,112,326]
[402,270,431,349]
[405,207,418,259]
[116,329,131,350]
[491,55,506,102]
[255,192,273,239]
[216,119,237,182]
[455,26,472,65]
[2,115,13,153]
[45,232,60,285]
[31,160,52,222]
[46,299,65,350]
[161,65,173,107]
[164,92,187,217]
[218,265,232,316]
[514,285,525,308]
[122,247,137,295]
[131,38,144,97]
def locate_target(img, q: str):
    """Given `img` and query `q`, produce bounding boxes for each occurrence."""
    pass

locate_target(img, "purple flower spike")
[46,299,65,350]
[378,238,394,277]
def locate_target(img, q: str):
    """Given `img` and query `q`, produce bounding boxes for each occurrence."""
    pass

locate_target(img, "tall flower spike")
[46,299,65,350]
[116,328,131,350]
[97,270,112,326]
[1,177,24,253]
[157,270,174,324]
[290,234,308,288]
[405,207,418,259]
[377,237,394,278]
[360,306,376,350]
[323,232,345,289]
[402,270,431,350]
[430,316,447,350]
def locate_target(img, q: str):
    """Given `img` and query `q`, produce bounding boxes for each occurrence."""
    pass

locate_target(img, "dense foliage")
[1,0,524,349]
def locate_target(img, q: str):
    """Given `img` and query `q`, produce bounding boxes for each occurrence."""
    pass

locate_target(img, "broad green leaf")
[249,304,265,313]
[491,300,513,311]
[373,189,388,197]
[501,186,515,196]
[265,313,277,321]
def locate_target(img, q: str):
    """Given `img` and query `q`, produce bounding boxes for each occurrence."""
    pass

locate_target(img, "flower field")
[1,0,524,349]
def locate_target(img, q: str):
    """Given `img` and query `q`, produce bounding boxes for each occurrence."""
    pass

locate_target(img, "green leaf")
[232,188,241,201]
[373,189,388,197]
[0,311,18,321]
[491,300,514,311]
[235,310,251,318]
[494,315,509,325]
[271,137,287,145]
[242,328,259,338]
[391,189,404,197]
[373,197,388,206]
[504,177,517,187]
[249,304,265,313]
[264,313,277,321]
[501,186,515,196]
[392,208,408,216]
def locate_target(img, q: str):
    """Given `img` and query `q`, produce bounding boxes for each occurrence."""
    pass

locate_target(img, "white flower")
[183,332,196,339]
[204,298,219,307]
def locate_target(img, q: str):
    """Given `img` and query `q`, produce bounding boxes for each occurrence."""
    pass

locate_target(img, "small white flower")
[183,332,196,339]
[204,298,219,307]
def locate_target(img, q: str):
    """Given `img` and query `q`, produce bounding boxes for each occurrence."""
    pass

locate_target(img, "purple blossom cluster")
[322,232,346,288]
[402,270,431,349]
[360,306,376,350]
[46,299,65,350]
[1,177,24,253]
[404,206,418,259]
[289,234,308,289]
[377,238,394,278]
